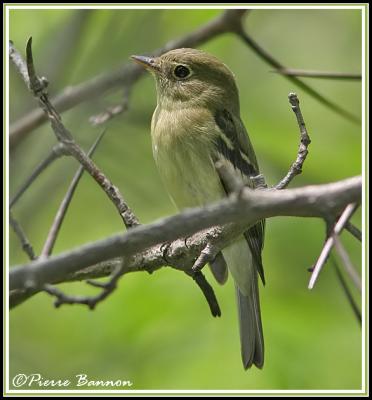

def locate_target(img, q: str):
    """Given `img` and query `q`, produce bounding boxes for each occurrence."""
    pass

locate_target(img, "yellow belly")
[152,107,224,209]
[153,136,223,209]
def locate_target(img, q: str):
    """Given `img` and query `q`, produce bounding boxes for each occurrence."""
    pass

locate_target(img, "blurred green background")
[8,8,363,391]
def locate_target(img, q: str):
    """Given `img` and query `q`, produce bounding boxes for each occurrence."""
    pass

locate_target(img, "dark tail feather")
[209,252,228,284]
[235,274,264,369]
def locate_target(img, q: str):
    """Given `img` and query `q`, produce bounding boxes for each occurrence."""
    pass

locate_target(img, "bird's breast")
[151,106,224,209]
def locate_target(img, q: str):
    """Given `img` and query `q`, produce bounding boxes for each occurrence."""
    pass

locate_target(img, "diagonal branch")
[10,38,139,230]
[9,212,36,261]
[308,203,359,289]
[333,236,361,291]
[345,220,362,242]
[40,129,107,257]
[331,257,361,324]
[10,142,69,208]
[233,23,360,124]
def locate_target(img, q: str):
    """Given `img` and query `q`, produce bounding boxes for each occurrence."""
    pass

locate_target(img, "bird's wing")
[213,108,266,285]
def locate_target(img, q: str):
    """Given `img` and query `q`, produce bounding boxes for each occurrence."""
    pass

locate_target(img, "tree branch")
[273,68,361,80]
[43,261,125,309]
[40,129,107,257]
[308,203,359,289]
[333,235,361,291]
[9,176,361,295]
[10,226,235,309]
[9,212,36,261]
[331,257,361,325]
[345,220,362,242]
[10,142,69,208]
[274,93,311,190]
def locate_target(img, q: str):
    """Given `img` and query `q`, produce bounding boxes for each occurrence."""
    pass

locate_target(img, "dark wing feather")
[244,223,265,285]
[214,109,265,285]
[214,109,258,176]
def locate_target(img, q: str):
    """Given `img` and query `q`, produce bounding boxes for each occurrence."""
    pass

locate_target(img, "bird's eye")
[173,65,191,79]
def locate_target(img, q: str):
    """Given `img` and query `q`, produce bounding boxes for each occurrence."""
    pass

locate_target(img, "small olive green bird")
[132,48,265,370]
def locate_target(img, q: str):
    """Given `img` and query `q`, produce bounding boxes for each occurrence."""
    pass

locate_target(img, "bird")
[131,48,265,369]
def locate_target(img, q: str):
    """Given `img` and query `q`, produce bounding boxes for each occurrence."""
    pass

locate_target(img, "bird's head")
[131,48,240,112]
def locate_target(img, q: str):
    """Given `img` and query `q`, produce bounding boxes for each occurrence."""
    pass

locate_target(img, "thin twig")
[10,142,68,208]
[43,262,125,309]
[308,203,358,289]
[89,86,131,126]
[10,38,139,230]
[272,68,361,80]
[9,212,36,260]
[331,257,361,325]
[40,129,107,257]
[333,236,361,291]
[274,93,311,190]
[345,221,362,242]
[234,27,360,124]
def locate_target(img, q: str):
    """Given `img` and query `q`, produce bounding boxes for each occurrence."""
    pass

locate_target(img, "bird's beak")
[131,55,160,72]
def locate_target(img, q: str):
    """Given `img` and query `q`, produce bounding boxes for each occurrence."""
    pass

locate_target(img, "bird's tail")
[235,272,264,369]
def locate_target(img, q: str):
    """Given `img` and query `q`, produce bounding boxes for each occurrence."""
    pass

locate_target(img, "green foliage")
[9,8,362,391]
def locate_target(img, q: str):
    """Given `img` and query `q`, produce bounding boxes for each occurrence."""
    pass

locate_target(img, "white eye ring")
[173,64,192,79]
